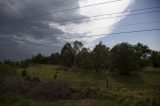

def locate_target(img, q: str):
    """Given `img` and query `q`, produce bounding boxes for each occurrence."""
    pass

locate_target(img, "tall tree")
[134,43,151,67]
[50,52,60,65]
[75,47,93,70]
[60,43,74,67]
[32,53,49,64]
[134,43,150,59]
[110,42,139,75]
[92,42,110,72]
[73,41,83,55]
[150,51,160,68]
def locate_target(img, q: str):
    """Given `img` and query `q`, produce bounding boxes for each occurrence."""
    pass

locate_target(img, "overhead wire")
[56,5,160,24]
[1,5,160,25]
[1,6,160,29]
[70,20,160,32]
[36,25,160,42]
[60,28,160,39]
[0,0,122,24]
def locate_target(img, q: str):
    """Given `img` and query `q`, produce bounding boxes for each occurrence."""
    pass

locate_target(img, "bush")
[150,51,160,68]
[22,70,27,77]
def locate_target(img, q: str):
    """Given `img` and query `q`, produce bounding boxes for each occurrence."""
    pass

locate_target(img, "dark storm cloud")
[0,0,88,60]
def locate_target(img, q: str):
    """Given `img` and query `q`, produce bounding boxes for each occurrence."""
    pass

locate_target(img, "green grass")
[143,66,160,72]
[15,65,160,106]
[17,65,160,88]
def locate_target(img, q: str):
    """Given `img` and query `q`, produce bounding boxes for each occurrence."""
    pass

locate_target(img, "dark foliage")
[22,70,27,77]
[110,43,140,75]
[150,51,160,68]
[31,53,50,64]
[60,43,74,67]
[92,42,110,72]
[50,52,61,65]
[19,41,159,75]
[74,47,93,70]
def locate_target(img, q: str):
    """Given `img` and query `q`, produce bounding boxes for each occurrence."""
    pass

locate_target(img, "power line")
[1,0,122,24]
[57,6,160,24]
[60,28,160,39]
[1,7,160,29]
[1,21,160,40]
[47,11,160,30]
[1,6,160,28]
[1,11,160,39]
[35,0,122,11]
[2,6,160,23]
[69,10,160,24]
[96,28,160,37]
[14,0,160,25]
[1,20,160,41]
[1,28,160,46]
[71,20,160,32]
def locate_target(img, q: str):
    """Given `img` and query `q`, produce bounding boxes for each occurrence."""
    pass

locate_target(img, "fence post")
[106,76,109,88]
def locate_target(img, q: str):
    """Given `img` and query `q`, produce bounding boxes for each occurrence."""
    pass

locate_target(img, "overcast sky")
[0,0,160,61]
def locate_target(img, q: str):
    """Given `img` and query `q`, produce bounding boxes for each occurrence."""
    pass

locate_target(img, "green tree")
[134,43,151,67]
[32,53,43,64]
[73,41,83,66]
[110,42,139,75]
[73,41,83,55]
[150,51,160,68]
[50,52,60,65]
[32,53,49,64]
[60,43,74,67]
[92,42,110,72]
[134,43,150,58]
[75,47,93,70]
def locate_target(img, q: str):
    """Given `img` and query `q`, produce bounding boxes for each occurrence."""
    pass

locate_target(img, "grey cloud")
[0,0,88,60]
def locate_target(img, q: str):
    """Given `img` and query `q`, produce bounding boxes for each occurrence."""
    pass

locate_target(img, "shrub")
[22,70,27,77]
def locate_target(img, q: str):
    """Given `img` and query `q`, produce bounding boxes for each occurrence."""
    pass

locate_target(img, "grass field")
[17,65,160,88]
[15,65,160,106]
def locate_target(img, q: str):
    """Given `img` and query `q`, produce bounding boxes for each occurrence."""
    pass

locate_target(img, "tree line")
[1,41,160,75]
